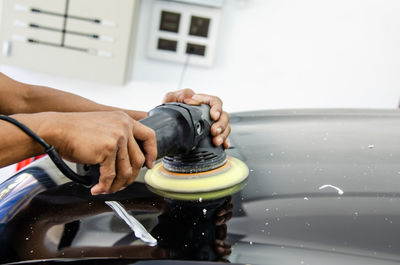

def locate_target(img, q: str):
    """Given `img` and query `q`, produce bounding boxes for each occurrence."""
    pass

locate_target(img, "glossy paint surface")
[2,109,400,265]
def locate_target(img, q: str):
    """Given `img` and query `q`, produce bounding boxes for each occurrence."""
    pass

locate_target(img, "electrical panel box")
[0,0,140,84]
[148,0,222,67]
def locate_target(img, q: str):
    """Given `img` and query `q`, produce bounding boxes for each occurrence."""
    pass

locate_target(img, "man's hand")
[42,111,157,195]
[163,89,231,148]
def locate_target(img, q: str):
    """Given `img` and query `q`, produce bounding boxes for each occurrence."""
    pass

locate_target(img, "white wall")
[1,0,400,113]
[0,0,399,180]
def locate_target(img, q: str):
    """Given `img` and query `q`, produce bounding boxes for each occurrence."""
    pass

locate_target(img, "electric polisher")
[79,103,248,194]
[0,103,248,194]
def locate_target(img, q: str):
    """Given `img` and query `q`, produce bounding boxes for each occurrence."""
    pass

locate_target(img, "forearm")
[23,85,148,119]
[0,73,148,120]
[0,113,54,167]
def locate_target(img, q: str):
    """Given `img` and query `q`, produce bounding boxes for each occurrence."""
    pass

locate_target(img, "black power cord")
[0,114,93,187]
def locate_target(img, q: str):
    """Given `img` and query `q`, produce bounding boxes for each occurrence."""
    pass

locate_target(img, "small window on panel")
[186,43,206,56]
[160,11,181,33]
[158,38,178,52]
[189,16,210,38]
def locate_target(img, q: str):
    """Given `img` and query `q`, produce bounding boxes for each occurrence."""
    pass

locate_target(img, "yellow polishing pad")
[147,180,247,201]
[144,156,249,193]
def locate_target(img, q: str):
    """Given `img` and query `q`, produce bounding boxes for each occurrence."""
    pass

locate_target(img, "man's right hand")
[40,111,157,195]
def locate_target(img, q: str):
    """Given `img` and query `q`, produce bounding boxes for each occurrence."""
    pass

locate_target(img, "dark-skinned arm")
[0,73,147,120]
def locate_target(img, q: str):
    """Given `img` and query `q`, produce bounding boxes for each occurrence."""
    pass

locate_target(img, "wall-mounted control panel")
[0,0,140,84]
[148,0,222,67]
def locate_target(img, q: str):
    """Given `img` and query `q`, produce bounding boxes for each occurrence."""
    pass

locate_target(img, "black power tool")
[78,103,230,187]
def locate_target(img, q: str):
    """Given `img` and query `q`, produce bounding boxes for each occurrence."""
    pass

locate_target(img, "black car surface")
[1,109,400,265]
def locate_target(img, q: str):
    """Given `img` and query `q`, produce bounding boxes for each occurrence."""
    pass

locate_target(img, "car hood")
[1,109,400,265]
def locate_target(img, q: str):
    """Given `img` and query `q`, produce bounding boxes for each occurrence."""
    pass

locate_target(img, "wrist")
[0,113,61,165]
[34,112,66,147]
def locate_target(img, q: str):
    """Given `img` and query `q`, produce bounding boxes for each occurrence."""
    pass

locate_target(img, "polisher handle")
[140,103,211,157]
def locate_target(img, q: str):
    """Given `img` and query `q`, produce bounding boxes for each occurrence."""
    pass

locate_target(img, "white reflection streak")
[105,201,157,246]
[319,184,344,195]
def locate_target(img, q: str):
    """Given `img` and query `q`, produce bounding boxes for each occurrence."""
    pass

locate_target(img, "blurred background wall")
[0,0,399,114]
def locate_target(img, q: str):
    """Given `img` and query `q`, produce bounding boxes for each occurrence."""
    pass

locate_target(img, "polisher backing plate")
[147,180,247,201]
[144,156,249,193]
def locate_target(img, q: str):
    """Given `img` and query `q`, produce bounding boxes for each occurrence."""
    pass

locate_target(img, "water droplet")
[249,241,253,245]
[265,208,269,211]
[354,212,359,216]
[25,237,29,241]
[265,222,269,226]
[30,250,34,254]
[201,232,205,236]
[304,197,309,200]
[198,197,203,202]
[305,222,311,227]
[368,144,374,149]
[261,229,265,232]
[184,244,188,247]
[250,169,254,172]
[61,252,65,256]
[202,209,207,215]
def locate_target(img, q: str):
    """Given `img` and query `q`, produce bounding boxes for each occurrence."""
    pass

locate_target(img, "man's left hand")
[163,88,231,149]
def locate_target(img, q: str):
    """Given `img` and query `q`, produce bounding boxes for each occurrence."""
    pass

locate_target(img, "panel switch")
[186,43,206,56]
[160,11,181,33]
[189,16,210,37]
[158,38,178,52]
